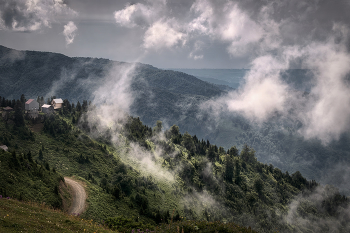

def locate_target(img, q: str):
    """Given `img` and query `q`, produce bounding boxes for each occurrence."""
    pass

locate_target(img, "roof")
[26,99,34,104]
[42,104,52,108]
[53,98,63,104]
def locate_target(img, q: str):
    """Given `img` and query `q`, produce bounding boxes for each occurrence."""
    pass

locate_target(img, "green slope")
[0,149,63,208]
[1,94,349,232]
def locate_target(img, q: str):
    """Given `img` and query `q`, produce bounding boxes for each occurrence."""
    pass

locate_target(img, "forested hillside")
[1,95,349,232]
[1,45,350,196]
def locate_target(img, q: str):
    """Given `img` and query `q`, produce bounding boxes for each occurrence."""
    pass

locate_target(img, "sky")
[0,0,350,69]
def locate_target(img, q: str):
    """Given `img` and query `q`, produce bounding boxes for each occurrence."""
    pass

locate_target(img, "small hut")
[3,106,13,112]
[51,98,63,109]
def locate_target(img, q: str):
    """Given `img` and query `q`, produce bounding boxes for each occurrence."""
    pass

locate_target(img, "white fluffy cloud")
[63,21,78,45]
[0,0,77,32]
[300,35,350,142]
[114,0,280,57]
[201,24,350,143]
[114,3,154,28]
[114,0,187,50]
[143,20,186,50]
[189,0,281,56]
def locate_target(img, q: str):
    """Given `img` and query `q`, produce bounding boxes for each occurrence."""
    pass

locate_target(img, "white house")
[51,98,63,109]
[42,104,54,114]
[25,99,39,111]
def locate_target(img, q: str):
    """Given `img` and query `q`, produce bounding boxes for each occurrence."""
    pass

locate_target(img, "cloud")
[114,1,186,51]
[114,3,155,28]
[299,40,350,142]
[200,23,350,144]
[0,48,25,64]
[63,21,77,45]
[92,63,136,118]
[112,0,350,143]
[75,62,175,183]
[284,185,350,232]
[143,20,186,50]
[0,0,77,32]
[113,0,281,55]
[188,40,204,60]
[223,56,290,122]
[45,67,77,98]
[189,0,279,56]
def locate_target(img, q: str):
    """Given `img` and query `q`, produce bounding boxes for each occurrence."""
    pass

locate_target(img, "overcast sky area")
[0,0,349,69]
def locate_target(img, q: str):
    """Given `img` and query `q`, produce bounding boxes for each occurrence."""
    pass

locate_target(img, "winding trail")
[64,177,87,215]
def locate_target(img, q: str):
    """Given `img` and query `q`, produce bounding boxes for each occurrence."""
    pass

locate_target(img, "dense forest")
[1,94,349,232]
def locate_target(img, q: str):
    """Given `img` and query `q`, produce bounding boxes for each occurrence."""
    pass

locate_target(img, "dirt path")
[64,177,87,215]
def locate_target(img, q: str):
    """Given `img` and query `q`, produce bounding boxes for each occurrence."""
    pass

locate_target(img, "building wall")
[54,103,63,109]
[25,100,39,111]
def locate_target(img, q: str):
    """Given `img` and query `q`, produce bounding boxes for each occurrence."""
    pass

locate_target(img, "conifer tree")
[225,154,234,182]
[39,149,43,160]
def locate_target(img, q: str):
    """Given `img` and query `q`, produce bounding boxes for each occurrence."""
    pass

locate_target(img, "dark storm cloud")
[0,0,77,32]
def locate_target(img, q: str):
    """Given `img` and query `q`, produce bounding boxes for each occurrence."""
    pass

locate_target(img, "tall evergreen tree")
[14,105,25,127]
[225,155,234,182]
[76,101,82,111]
[39,149,43,160]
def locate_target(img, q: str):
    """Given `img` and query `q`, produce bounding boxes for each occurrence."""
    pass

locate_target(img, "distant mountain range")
[1,45,350,194]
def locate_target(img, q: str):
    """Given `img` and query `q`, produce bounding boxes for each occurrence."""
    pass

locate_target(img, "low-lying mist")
[68,60,350,232]
[200,27,350,145]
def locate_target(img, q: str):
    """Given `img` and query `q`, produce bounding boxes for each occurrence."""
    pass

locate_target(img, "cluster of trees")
[43,114,71,136]
[0,149,63,208]
[98,161,175,225]
[0,95,35,142]
[109,117,349,232]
